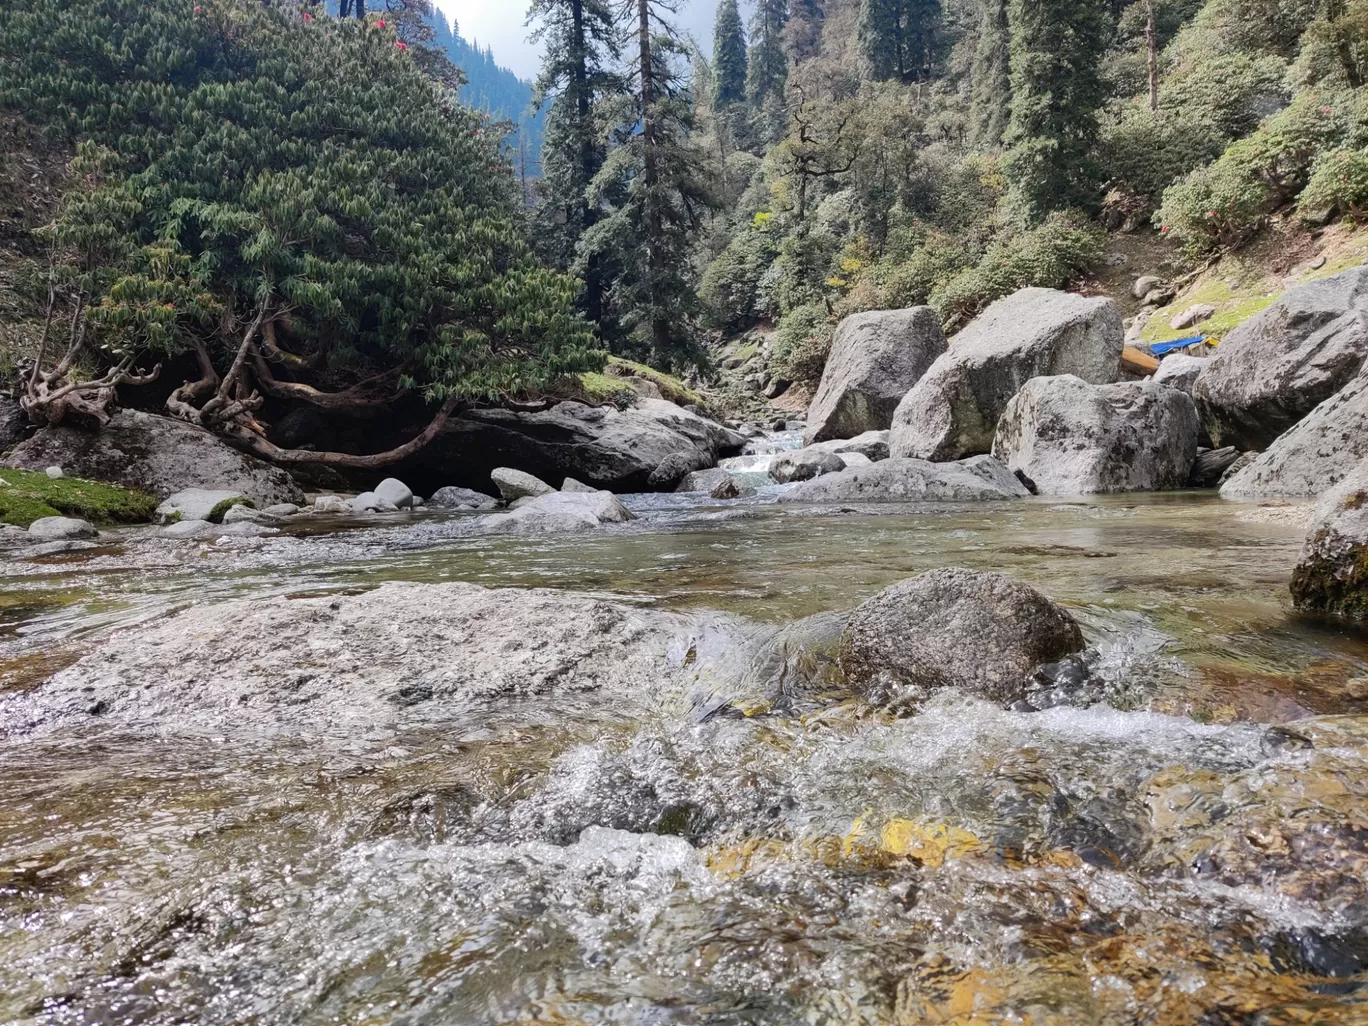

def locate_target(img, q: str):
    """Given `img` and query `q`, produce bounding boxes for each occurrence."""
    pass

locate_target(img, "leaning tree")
[1,0,601,467]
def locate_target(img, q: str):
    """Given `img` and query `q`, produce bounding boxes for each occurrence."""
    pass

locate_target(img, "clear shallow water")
[2,491,1367,1024]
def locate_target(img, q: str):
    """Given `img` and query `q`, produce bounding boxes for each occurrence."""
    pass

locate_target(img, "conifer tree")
[1000,0,1110,221]
[579,0,717,369]
[528,0,624,324]
[857,0,942,83]
[712,0,748,108]
[747,0,789,105]
[784,0,823,62]
[968,0,1010,148]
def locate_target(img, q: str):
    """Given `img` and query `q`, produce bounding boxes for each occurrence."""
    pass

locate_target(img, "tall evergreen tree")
[712,0,748,107]
[857,0,942,83]
[784,0,824,62]
[968,0,1010,148]
[579,0,717,369]
[1000,0,1110,221]
[747,0,789,105]
[528,0,623,324]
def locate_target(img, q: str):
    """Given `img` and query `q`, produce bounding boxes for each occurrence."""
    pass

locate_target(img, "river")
[2,479,1367,1024]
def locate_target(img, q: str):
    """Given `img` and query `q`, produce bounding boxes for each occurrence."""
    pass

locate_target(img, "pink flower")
[1207,210,1217,217]
[302,11,311,19]
[1322,106,1334,114]
[1160,225,1170,233]
[193,4,201,11]
[394,40,407,50]
[377,19,386,27]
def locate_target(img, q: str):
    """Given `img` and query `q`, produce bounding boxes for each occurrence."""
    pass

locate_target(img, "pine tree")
[712,0,748,108]
[784,0,824,62]
[968,0,1010,148]
[1000,0,1111,221]
[579,0,717,369]
[528,0,624,324]
[857,0,942,83]
[747,0,789,105]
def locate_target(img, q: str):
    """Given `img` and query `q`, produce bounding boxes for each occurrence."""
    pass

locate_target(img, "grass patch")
[1142,277,1280,345]
[0,468,157,528]
[605,356,705,407]
[576,371,639,407]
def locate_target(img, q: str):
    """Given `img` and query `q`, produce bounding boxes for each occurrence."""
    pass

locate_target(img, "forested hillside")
[525,0,1368,387]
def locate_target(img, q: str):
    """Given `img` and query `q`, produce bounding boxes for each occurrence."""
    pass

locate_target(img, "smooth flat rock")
[780,455,1029,503]
[25,516,97,541]
[805,307,947,444]
[890,288,1123,461]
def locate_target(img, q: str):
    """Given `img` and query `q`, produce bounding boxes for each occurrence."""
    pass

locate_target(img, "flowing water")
[2,480,1368,1024]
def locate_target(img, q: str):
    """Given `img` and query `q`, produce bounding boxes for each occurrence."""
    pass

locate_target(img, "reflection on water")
[2,493,1367,1023]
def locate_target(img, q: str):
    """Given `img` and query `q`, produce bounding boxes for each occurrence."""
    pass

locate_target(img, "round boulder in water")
[839,567,1084,706]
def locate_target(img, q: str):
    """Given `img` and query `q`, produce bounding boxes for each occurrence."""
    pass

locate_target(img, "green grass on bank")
[605,357,705,408]
[0,468,157,528]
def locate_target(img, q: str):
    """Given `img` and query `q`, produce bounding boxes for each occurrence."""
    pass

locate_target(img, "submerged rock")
[839,567,1085,705]
[769,447,847,484]
[478,489,636,535]
[992,376,1199,494]
[1221,359,1368,499]
[428,486,499,510]
[1195,267,1368,450]
[781,455,1029,503]
[352,491,399,514]
[0,582,742,738]
[1,409,304,504]
[1290,459,1368,618]
[890,288,1124,462]
[709,476,754,500]
[491,467,555,502]
[805,307,947,444]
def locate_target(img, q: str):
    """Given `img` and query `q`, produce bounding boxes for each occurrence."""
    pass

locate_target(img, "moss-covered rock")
[0,468,157,528]
[1290,460,1368,619]
[207,496,252,524]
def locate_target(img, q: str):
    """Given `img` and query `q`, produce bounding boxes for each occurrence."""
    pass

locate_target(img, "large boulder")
[400,399,746,494]
[26,516,98,542]
[1194,268,1368,450]
[804,307,947,444]
[478,490,636,535]
[1151,354,1208,395]
[769,447,847,484]
[1290,458,1368,619]
[428,486,499,510]
[839,568,1085,705]
[491,467,555,502]
[890,288,1123,462]
[992,376,1200,495]
[1,409,304,505]
[647,449,714,490]
[1221,360,1368,499]
[809,430,891,462]
[780,454,1029,503]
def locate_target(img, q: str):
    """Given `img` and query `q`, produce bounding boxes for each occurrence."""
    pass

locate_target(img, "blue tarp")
[1151,335,1207,356]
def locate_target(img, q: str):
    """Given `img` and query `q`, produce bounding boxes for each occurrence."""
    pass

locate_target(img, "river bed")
[2,490,1367,1023]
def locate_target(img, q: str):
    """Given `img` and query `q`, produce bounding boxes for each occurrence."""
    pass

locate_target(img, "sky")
[435,0,720,81]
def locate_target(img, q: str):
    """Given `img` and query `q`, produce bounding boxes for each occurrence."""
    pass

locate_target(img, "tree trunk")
[1146,0,1158,112]
[572,0,604,325]
[637,0,667,355]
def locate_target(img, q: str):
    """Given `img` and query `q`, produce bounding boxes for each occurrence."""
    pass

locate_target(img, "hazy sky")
[435,0,720,81]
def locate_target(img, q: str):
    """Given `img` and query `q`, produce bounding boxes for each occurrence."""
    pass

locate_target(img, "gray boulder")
[1221,360,1368,499]
[805,307,947,444]
[1189,446,1242,488]
[676,468,734,494]
[479,490,636,535]
[428,486,499,510]
[810,430,891,462]
[1,409,303,504]
[710,476,754,500]
[158,520,216,540]
[890,288,1124,462]
[561,477,598,493]
[352,491,399,514]
[26,516,98,542]
[155,488,247,523]
[992,376,1200,495]
[311,494,351,514]
[1151,354,1208,395]
[1170,303,1216,330]
[1194,267,1368,450]
[0,524,30,548]
[221,503,277,525]
[491,467,556,502]
[769,447,847,484]
[1290,458,1368,618]
[374,477,414,509]
[262,503,301,517]
[407,399,746,493]
[781,455,1029,503]
[1133,275,1163,299]
[647,449,714,490]
[839,568,1085,705]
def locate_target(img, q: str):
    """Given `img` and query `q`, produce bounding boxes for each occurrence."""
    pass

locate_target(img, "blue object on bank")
[1151,335,1206,356]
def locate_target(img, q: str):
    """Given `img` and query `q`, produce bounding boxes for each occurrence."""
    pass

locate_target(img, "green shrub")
[930,211,1105,328]
[1100,105,1227,210]
[699,226,776,331]
[757,226,841,318]
[0,469,157,528]
[605,357,706,407]
[1299,146,1368,221]
[1155,90,1354,254]
[771,302,836,384]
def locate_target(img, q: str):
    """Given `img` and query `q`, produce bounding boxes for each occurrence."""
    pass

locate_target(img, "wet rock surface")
[782,454,1029,502]
[769,446,847,483]
[1291,458,1368,618]
[804,307,947,444]
[993,376,1200,494]
[1195,267,1368,450]
[1,409,304,504]
[890,288,1124,462]
[840,567,1086,705]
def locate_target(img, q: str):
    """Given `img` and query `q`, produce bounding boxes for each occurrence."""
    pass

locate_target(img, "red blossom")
[302,11,311,19]
[377,19,386,27]
[394,40,407,50]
